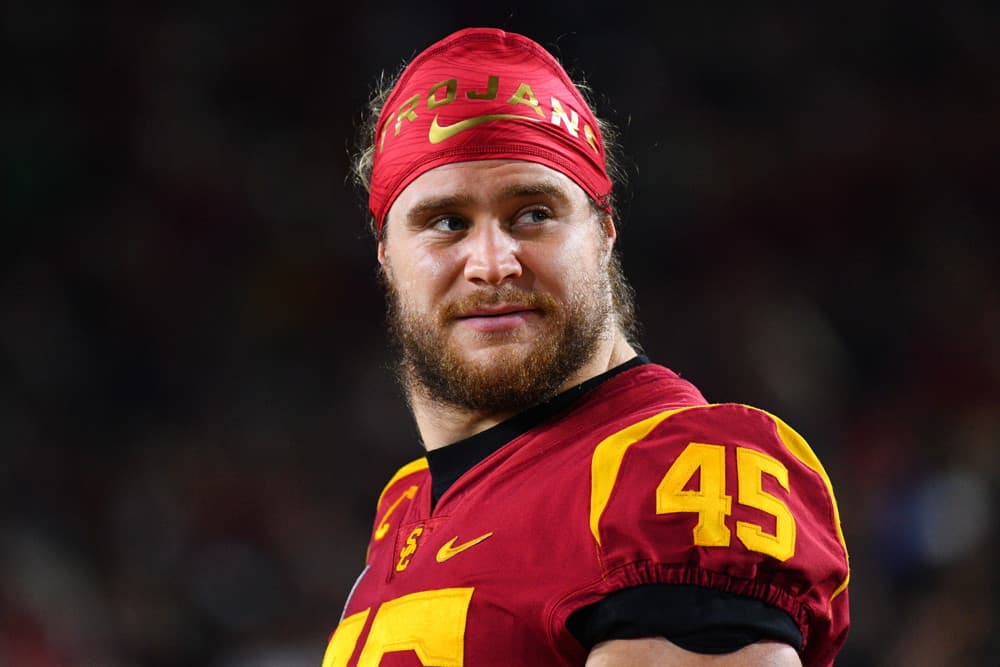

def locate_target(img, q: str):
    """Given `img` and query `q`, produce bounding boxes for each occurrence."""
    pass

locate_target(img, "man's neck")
[411,332,637,451]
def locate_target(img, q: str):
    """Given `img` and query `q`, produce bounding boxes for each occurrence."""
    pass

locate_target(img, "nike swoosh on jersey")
[435,532,495,562]
[428,114,539,143]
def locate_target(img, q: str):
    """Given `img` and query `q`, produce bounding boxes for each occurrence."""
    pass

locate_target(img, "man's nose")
[462,223,523,286]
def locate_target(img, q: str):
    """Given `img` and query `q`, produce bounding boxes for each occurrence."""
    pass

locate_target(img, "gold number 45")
[323,588,473,667]
[656,443,796,561]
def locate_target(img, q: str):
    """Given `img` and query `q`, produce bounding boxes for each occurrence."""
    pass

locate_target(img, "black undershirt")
[426,354,648,505]
[567,585,801,654]
[423,355,802,655]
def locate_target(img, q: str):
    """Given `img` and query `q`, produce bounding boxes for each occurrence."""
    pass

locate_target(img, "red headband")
[369,27,613,233]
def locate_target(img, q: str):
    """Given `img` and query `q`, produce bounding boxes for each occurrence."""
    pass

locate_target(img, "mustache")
[440,285,559,320]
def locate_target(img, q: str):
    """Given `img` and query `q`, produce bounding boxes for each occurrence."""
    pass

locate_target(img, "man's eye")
[431,217,468,232]
[516,209,551,225]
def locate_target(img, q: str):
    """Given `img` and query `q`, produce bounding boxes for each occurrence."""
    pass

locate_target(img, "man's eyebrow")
[497,181,571,203]
[405,194,477,224]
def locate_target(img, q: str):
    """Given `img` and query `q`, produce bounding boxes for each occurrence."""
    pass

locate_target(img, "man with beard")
[322,27,849,667]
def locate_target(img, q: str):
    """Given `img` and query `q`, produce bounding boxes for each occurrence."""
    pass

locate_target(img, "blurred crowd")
[1,1,997,665]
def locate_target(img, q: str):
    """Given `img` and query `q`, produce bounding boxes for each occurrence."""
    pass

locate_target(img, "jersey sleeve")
[570,404,849,667]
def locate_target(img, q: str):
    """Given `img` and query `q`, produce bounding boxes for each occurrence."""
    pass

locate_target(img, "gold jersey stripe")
[590,406,700,546]
[376,457,429,509]
[758,408,851,604]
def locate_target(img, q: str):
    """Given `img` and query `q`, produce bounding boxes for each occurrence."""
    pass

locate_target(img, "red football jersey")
[323,363,849,666]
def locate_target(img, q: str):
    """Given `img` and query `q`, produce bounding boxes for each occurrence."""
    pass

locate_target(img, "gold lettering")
[396,526,423,572]
[467,75,499,100]
[394,94,420,136]
[378,123,390,152]
[507,83,544,117]
[550,97,580,137]
[427,79,457,110]
[584,124,600,153]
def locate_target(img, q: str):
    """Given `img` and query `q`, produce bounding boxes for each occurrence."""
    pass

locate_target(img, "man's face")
[378,160,617,413]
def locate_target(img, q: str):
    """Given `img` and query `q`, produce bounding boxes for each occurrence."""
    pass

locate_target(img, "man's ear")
[377,240,387,266]
[602,214,617,247]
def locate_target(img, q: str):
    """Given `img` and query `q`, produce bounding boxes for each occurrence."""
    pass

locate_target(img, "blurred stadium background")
[2,1,997,665]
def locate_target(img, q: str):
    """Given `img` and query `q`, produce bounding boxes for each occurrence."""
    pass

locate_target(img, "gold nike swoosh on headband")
[428,113,541,144]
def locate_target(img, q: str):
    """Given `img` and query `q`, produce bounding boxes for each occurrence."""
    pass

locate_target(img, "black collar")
[426,355,649,506]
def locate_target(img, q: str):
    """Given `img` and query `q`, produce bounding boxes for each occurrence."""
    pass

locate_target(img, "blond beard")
[383,273,613,414]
